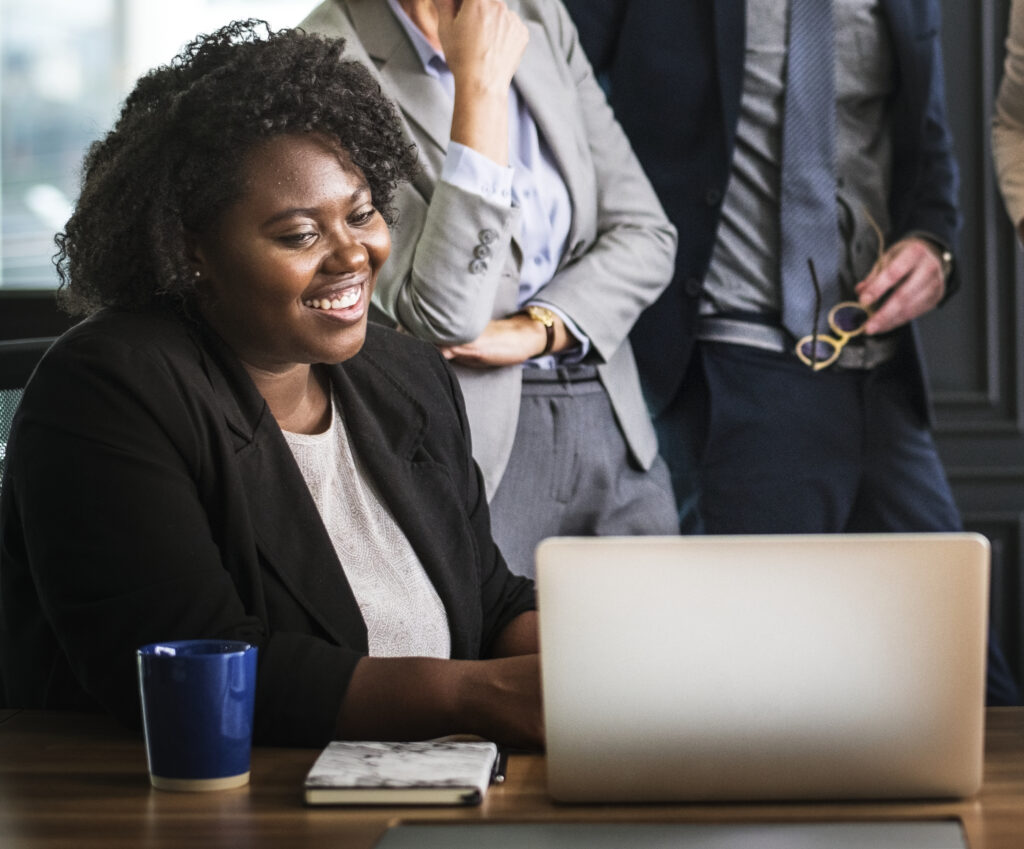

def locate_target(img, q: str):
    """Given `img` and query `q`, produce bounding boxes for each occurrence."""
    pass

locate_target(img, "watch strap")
[523,306,555,356]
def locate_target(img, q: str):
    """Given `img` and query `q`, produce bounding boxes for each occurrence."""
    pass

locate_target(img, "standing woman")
[995,0,1024,240]
[301,0,680,577]
[0,21,541,749]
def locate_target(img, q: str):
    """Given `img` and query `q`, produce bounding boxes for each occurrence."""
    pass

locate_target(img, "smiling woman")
[0,20,542,749]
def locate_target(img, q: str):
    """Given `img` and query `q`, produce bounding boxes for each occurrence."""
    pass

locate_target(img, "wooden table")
[1,709,1023,848]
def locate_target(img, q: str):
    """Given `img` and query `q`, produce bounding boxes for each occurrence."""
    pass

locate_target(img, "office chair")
[0,337,56,489]
[0,337,55,706]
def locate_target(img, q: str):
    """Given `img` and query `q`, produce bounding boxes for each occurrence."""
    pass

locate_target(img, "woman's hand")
[435,0,527,92]
[334,652,544,750]
[440,314,572,367]
[434,0,528,165]
[461,653,544,749]
[440,315,546,367]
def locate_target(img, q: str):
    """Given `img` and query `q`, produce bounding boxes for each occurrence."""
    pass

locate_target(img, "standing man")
[565,0,1020,704]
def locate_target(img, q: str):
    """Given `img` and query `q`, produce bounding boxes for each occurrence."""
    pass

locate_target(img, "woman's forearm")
[450,87,511,166]
[440,0,527,166]
[334,651,543,748]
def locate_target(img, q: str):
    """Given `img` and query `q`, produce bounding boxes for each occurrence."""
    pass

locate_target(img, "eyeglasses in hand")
[793,206,885,371]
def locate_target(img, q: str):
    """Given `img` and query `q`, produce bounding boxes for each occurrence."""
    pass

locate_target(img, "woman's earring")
[194,270,202,280]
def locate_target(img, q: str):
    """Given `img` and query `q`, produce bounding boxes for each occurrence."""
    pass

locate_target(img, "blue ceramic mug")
[137,639,257,791]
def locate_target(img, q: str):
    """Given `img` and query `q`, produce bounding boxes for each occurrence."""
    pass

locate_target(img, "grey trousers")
[488,366,678,579]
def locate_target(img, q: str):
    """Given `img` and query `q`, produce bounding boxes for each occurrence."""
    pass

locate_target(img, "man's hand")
[855,236,947,335]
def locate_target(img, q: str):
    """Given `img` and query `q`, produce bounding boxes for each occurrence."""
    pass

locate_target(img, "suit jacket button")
[683,276,702,296]
[469,258,488,274]
[478,228,498,245]
[705,188,722,206]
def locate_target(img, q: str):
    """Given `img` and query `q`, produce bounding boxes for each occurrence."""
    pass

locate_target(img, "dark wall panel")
[932,0,1024,687]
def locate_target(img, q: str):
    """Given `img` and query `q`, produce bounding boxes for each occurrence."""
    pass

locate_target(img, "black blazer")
[0,308,534,746]
[566,0,961,425]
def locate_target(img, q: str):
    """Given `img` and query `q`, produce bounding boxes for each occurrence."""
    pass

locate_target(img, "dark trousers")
[653,341,1020,706]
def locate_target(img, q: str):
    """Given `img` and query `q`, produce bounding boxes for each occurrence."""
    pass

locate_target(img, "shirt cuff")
[441,142,514,205]
[904,229,950,254]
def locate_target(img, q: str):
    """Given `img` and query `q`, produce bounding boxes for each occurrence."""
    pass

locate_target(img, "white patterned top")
[282,395,451,659]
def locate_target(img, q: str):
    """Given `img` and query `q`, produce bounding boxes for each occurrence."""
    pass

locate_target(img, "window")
[1,0,315,291]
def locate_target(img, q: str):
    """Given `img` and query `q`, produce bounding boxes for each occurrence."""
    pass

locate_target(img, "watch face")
[528,306,555,326]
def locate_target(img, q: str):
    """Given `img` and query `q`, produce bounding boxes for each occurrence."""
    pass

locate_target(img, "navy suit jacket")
[0,309,534,746]
[565,0,961,423]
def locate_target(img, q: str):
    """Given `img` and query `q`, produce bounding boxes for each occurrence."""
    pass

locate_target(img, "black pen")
[491,748,508,784]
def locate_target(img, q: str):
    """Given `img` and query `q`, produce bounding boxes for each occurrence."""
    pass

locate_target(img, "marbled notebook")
[304,740,499,806]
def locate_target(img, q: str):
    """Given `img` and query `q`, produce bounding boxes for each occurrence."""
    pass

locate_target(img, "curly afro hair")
[55,19,418,316]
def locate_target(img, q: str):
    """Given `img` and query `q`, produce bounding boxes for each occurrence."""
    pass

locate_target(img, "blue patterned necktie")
[779,0,838,340]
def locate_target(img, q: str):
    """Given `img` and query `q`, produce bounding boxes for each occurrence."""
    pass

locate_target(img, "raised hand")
[435,0,528,93]
[433,0,528,164]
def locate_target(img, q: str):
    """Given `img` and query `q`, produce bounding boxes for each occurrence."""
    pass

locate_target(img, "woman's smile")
[303,281,366,318]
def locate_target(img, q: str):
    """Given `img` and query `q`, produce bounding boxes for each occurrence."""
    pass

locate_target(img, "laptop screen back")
[536,533,987,803]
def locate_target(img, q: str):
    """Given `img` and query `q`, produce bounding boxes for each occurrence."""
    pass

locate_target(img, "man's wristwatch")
[522,305,556,356]
[936,247,954,280]
[911,231,954,280]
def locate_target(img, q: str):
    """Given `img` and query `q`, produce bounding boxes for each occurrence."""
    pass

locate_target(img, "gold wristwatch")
[523,305,556,356]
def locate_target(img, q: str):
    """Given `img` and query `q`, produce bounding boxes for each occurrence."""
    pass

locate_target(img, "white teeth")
[305,288,360,310]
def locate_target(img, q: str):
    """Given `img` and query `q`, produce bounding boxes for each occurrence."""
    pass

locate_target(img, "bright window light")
[1,0,316,289]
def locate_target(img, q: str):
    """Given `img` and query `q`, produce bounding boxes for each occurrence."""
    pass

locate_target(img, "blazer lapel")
[512,19,584,192]
[348,0,453,169]
[511,17,594,266]
[242,415,371,652]
[198,325,368,652]
[332,344,483,657]
[714,0,746,147]
[874,0,912,89]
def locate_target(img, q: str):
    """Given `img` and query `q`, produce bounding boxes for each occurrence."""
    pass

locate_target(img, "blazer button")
[683,276,702,297]
[478,228,498,245]
[469,258,488,275]
[705,188,722,206]
[474,244,492,259]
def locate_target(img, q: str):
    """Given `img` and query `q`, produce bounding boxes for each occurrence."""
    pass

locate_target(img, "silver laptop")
[536,533,988,803]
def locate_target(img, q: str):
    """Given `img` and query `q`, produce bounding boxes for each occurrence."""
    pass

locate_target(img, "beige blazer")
[995,0,1024,230]
[300,0,677,498]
